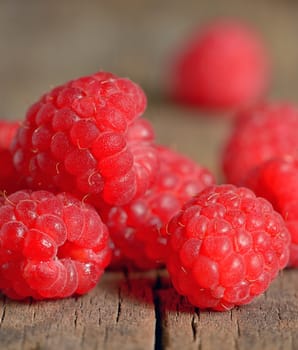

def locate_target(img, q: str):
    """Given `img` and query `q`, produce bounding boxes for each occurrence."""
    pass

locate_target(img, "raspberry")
[243,156,298,267]
[0,120,24,194]
[99,146,215,270]
[11,72,158,206]
[167,20,269,110]
[0,190,111,300]
[165,184,290,311]
[222,103,298,184]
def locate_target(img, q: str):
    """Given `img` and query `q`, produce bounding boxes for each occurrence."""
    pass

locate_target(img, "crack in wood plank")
[191,313,197,342]
[153,274,163,350]
[73,308,79,329]
[0,300,6,328]
[116,287,122,323]
[157,288,199,349]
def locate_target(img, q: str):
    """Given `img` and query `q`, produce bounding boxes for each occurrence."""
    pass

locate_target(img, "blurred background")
[0,0,298,178]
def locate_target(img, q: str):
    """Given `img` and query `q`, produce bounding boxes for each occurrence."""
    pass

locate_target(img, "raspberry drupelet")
[11,72,158,206]
[166,184,290,311]
[0,190,111,300]
[222,103,298,184]
[243,156,298,267]
[99,146,215,270]
[167,20,269,110]
[0,120,23,194]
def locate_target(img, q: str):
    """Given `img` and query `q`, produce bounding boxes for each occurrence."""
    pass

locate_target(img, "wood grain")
[0,271,157,350]
[153,270,298,350]
[1,269,298,349]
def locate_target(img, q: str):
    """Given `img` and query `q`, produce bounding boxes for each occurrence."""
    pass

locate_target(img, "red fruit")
[222,103,298,184]
[167,20,269,110]
[243,156,298,267]
[99,146,215,270]
[0,120,24,194]
[0,190,111,300]
[166,184,290,311]
[11,72,158,206]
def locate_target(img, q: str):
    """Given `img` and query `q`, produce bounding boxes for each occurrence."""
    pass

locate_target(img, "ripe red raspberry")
[222,103,298,184]
[11,72,158,206]
[166,184,290,311]
[0,190,111,300]
[0,120,24,194]
[99,146,215,270]
[167,20,269,110]
[243,156,298,267]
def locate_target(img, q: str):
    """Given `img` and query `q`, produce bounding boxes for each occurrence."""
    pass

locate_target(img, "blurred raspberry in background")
[166,19,270,112]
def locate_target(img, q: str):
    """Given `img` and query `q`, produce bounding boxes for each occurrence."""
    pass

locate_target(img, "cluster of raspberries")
[0,71,216,302]
[0,21,297,311]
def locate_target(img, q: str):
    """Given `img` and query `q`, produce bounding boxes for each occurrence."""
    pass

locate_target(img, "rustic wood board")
[0,271,157,350]
[158,269,298,350]
[1,269,298,350]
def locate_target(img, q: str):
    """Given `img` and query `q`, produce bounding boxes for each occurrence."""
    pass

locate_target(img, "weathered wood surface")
[1,269,298,350]
[0,271,157,350]
[158,269,298,350]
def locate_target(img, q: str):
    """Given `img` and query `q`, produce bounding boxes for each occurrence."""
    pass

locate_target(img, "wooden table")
[1,267,298,349]
[1,1,298,349]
